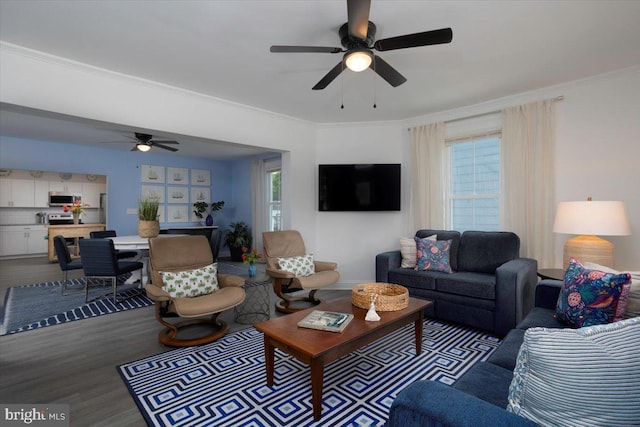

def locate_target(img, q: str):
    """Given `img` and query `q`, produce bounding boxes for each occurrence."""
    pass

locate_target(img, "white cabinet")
[0,178,35,207]
[0,225,48,256]
[81,183,106,208]
[49,181,82,194]
[34,181,50,207]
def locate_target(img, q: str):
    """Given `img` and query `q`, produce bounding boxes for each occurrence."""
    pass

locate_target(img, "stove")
[48,213,82,225]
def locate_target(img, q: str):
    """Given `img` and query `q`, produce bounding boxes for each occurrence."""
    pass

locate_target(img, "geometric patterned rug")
[118,319,501,426]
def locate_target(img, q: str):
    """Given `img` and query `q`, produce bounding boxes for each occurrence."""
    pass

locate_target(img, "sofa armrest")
[387,380,538,427]
[494,257,537,337]
[376,250,402,282]
[535,279,562,309]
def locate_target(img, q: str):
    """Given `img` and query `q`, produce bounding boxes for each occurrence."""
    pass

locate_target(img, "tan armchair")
[263,230,339,313]
[146,235,245,347]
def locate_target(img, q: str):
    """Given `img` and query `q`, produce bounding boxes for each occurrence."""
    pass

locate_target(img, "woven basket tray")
[352,283,409,311]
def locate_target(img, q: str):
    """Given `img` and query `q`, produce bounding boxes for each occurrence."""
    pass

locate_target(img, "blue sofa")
[386,279,565,427]
[376,229,538,337]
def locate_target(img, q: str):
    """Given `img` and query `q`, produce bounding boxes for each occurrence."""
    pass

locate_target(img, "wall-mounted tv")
[319,164,401,212]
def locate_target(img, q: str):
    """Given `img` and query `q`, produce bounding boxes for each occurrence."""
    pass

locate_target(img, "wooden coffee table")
[254,296,432,420]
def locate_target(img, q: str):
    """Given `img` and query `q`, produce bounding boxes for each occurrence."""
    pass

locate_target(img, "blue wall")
[0,136,245,235]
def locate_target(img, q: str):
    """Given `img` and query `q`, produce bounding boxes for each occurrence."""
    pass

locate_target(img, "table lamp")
[553,198,631,268]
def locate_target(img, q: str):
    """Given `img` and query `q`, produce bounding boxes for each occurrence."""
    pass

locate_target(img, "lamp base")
[563,235,614,269]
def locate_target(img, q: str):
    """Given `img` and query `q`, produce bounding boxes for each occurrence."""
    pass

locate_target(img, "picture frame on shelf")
[141,164,165,183]
[167,167,189,185]
[191,169,210,186]
[167,186,188,204]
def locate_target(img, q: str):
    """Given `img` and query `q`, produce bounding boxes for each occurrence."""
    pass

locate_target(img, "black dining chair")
[89,230,138,259]
[53,235,84,295]
[78,238,144,304]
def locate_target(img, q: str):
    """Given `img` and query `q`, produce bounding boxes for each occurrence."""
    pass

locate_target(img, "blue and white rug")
[118,319,500,426]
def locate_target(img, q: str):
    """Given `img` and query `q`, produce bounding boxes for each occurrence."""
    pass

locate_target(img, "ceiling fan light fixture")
[136,143,151,152]
[344,49,372,72]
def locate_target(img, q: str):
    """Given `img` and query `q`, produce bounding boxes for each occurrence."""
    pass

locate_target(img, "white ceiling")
[1,0,640,159]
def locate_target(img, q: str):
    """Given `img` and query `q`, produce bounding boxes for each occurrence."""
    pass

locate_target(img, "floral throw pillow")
[160,263,219,298]
[555,258,631,328]
[278,254,315,277]
[414,237,453,273]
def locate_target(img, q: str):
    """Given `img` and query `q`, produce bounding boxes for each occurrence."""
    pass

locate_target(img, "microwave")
[48,192,81,207]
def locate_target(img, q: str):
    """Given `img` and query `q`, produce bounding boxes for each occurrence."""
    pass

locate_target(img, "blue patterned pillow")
[507,317,640,426]
[414,237,452,273]
[555,258,631,328]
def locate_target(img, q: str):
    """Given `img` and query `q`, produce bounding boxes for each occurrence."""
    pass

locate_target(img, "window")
[267,169,281,231]
[447,136,500,232]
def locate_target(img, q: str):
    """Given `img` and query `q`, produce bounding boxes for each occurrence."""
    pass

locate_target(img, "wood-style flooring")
[0,256,348,426]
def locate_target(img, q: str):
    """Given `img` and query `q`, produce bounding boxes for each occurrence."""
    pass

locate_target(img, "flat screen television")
[319,164,401,211]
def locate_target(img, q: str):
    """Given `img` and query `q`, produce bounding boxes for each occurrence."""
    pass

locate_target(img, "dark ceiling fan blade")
[149,139,179,145]
[152,143,179,152]
[347,0,371,40]
[374,28,453,51]
[270,45,342,53]
[370,55,407,87]
[130,145,138,151]
[312,62,344,90]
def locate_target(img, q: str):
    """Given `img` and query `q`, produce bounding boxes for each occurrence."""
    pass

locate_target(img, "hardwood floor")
[0,256,349,426]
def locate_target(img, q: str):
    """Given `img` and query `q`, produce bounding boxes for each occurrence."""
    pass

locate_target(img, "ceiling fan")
[270,0,453,90]
[100,132,180,152]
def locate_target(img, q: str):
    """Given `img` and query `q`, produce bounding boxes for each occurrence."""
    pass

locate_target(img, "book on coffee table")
[297,310,354,333]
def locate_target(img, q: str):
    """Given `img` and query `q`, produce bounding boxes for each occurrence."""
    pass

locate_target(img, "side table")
[234,273,271,324]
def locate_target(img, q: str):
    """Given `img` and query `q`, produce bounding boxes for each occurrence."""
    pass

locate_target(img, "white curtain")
[409,122,446,231]
[502,100,556,266]
[251,159,267,253]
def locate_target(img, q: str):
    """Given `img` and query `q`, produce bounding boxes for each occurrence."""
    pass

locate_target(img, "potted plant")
[206,200,225,226]
[193,201,208,223]
[224,221,252,262]
[138,197,160,238]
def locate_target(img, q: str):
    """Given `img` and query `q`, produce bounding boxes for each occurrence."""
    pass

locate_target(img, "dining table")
[110,234,185,284]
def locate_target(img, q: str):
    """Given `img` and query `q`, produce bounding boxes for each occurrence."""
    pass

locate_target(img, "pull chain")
[340,61,345,109]
[372,57,377,108]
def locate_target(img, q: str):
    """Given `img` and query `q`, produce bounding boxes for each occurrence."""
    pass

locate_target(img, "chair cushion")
[294,269,340,290]
[507,317,640,426]
[555,258,631,328]
[160,263,219,298]
[171,286,246,317]
[278,253,315,277]
[415,238,453,273]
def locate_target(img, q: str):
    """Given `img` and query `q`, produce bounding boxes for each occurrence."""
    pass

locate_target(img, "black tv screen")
[319,164,401,211]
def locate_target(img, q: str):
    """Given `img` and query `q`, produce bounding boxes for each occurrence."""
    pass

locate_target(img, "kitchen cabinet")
[81,183,106,208]
[0,225,48,256]
[0,178,36,207]
[49,181,82,194]
[34,181,49,207]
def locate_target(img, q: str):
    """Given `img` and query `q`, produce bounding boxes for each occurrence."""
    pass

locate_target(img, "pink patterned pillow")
[414,237,453,273]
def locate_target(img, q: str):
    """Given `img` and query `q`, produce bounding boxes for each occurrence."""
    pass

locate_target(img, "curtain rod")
[408,96,564,130]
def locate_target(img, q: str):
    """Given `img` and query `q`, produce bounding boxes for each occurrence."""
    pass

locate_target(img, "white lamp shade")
[553,200,631,236]
[345,50,372,72]
[136,143,151,152]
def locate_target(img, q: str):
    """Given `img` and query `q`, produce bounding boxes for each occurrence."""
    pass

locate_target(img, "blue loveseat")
[386,279,566,427]
[376,229,538,337]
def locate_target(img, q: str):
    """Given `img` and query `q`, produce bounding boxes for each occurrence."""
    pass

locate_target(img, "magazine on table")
[297,310,354,333]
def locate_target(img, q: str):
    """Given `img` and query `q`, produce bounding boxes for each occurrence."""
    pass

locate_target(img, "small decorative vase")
[205,214,213,226]
[248,262,257,278]
[73,213,80,224]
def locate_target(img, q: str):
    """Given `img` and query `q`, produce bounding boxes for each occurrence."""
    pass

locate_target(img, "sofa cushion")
[387,268,438,290]
[453,362,515,409]
[507,317,640,426]
[415,238,453,273]
[486,328,525,371]
[457,231,520,274]
[400,234,435,268]
[555,258,631,328]
[436,272,496,300]
[416,229,461,271]
[516,307,565,330]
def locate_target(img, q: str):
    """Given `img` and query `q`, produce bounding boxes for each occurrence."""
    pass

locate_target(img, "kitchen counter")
[47,223,106,261]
